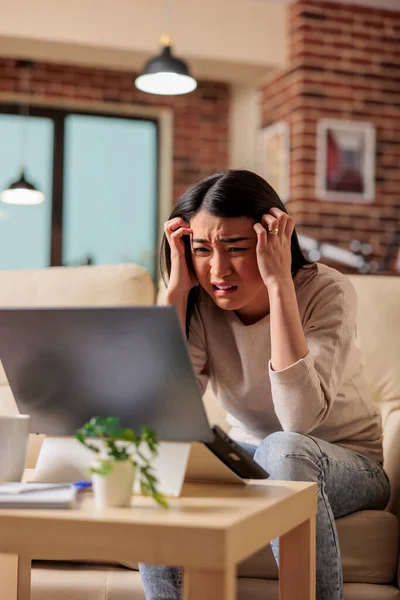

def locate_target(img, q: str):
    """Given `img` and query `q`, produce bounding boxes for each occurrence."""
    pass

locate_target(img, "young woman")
[139,169,389,600]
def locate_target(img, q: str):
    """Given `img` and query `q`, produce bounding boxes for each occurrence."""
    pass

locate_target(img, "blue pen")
[73,480,92,491]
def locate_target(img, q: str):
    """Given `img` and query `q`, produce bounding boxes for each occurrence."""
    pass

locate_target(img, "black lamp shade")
[1,169,44,205]
[144,46,190,76]
[135,45,197,96]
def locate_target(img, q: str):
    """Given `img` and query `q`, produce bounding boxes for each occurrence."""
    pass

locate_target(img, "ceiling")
[0,0,398,86]
[0,0,288,85]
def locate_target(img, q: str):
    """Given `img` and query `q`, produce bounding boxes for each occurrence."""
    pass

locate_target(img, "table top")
[0,480,317,569]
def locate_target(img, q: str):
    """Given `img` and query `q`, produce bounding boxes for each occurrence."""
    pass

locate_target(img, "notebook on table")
[0,483,77,509]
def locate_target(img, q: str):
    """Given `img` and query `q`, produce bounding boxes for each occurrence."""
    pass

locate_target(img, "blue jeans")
[139,432,390,600]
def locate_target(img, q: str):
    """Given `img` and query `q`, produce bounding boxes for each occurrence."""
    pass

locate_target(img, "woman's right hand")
[164,217,197,295]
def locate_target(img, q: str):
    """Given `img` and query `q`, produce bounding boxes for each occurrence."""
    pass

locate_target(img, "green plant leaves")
[90,462,113,476]
[75,416,168,508]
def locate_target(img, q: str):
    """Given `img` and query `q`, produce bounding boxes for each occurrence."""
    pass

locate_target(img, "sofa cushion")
[0,263,155,389]
[238,510,399,584]
[337,510,399,583]
[32,562,145,600]
[347,275,400,409]
[0,263,156,468]
[0,263,154,312]
[237,579,400,600]
[31,563,400,600]
[381,405,400,521]
[347,275,400,522]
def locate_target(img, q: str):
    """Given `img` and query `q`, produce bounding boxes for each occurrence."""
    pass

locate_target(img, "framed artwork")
[258,121,290,203]
[316,119,375,203]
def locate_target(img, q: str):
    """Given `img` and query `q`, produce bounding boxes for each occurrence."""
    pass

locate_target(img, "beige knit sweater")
[188,262,383,463]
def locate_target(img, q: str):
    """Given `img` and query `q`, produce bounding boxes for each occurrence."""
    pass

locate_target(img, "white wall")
[229,85,261,170]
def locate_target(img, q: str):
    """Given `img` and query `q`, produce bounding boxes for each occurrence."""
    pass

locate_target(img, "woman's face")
[190,210,270,320]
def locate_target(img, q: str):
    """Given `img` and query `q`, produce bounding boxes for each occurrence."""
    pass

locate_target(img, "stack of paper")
[0,483,77,509]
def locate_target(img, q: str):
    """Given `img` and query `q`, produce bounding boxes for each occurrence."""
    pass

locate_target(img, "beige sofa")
[0,264,399,600]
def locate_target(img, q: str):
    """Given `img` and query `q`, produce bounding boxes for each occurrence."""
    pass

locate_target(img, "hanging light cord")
[17,61,33,174]
[162,0,173,44]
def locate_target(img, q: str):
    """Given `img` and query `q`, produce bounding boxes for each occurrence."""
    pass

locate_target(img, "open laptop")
[0,306,268,481]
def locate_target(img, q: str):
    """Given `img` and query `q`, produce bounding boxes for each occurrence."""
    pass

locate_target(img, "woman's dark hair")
[160,169,311,335]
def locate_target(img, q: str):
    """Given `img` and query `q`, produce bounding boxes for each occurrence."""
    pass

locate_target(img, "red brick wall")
[0,58,229,203]
[261,0,400,273]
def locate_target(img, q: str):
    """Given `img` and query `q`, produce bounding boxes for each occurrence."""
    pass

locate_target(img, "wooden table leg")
[17,556,31,600]
[0,554,31,600]
[183,566,236,600]
[279,516,316,600]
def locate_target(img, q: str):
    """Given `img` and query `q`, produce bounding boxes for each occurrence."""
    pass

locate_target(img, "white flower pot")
[91,459,135,508]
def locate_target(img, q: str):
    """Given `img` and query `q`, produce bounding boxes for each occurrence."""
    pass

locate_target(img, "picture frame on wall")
[316,119,375,203]
[258,121,290,203]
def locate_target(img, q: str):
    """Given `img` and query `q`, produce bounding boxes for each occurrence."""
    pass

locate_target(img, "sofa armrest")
[382,402,400,521]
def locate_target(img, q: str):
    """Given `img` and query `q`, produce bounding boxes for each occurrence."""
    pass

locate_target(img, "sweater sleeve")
[269,274,358,434]
[187,306,210,396]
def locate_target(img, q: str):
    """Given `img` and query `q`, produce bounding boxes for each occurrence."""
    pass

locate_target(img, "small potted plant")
[75,416,168,509]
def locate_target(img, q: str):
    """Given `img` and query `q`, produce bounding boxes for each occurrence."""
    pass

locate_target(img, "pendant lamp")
[135,0,197,97]
[1,60,45,206]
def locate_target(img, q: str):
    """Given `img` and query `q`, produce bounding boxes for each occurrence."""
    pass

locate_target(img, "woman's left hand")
[253,208,295,288]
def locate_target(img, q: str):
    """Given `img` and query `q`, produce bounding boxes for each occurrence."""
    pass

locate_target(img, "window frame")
[0,103,160,269]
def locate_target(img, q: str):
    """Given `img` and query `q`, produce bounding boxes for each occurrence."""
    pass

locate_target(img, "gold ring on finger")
[268,228,279,235]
